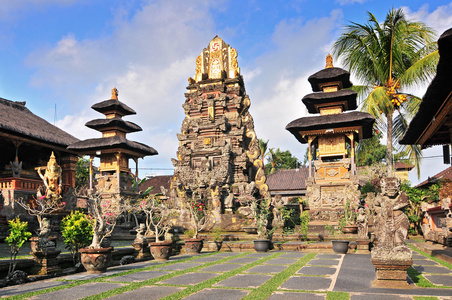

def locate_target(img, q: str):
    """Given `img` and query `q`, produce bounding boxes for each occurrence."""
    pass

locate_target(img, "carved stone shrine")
[286,55,375,223]
[171,36,268,230]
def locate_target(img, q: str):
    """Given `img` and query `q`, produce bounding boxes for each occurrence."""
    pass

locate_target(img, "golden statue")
[37,152,62,199]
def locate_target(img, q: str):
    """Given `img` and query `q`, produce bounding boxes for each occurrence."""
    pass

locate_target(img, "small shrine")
[170,36,268,229]
[68,88,158,195]
[286,55,375,222]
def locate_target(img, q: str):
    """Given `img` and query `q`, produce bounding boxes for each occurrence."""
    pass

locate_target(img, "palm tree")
[258,139,269,165]
[333,8,438,175]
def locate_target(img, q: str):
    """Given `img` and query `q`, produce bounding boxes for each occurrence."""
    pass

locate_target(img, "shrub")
[5,217,32,274]
[60,211,93,264]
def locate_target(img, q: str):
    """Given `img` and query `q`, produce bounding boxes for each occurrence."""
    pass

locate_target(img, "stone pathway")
[1,249,452,299]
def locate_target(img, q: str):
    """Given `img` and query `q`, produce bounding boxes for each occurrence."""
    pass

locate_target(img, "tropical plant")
[251,198,276,239]
[265,148,301,175]
[299,211,310,241]
[60,211,93,265]
[5,217,32,274]
[258,139,269,164]
[333,8,438,175]
[77,188,124,249]
[356,130,387,166]
[401,181,440,234]
[212,227,224,242]
[186,198,207,239]
[75,157,90,188]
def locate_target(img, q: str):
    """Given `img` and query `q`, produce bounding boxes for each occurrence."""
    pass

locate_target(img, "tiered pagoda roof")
[286,54,375,143]
[68,88,157,158]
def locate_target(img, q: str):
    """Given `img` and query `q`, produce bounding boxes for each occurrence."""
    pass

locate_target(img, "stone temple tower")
[171,36,268,229]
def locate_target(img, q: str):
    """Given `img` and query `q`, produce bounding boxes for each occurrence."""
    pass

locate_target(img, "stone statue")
[38,218,55,249]
[134,223,147,244]
[271,195,284,227]
[373,177,410,248]
[37,152,62,199]
[371,177,412,287]
[357,207,368,239]
[10,160,22,177]
[224,192,234,211]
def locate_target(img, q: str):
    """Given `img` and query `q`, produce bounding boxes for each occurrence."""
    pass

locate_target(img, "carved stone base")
[355,239,370,254]
[132,242,151,259]
[30,249,61,275]
[371,246,412,288]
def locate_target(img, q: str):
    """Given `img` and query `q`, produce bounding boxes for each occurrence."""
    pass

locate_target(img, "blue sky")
[1,0,451,184]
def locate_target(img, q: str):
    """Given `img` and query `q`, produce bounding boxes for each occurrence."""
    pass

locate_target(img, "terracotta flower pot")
[79,247,113,273]
[342,225,358,234]
[184,238,204,254]
[149,241,172,261]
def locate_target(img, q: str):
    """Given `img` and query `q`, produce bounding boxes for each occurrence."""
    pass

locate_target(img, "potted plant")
[60,211,93,267]
[251,198,275,252]
[184,198,206,254]
[78,189,123,273]
[207,227,223,251]
[325,223,349,254]
[341,199,359,234]
[139,194,173,261]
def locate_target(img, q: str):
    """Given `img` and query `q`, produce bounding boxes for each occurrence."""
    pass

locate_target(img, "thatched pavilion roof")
[308,67,352,92]
[302,89,357,114]
[0,97,79,148]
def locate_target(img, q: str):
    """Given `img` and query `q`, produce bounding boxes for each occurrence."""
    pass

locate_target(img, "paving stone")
[191,256,225,263]
[110,261,161,271]
[199,263,243,272]
[107,270,169,282]
[279,252,306,258]
[280,276,332,291]
[268,291,326,299]
[245,264,288,273]
[225,257,260,264]
[213,252,241,257]
[412,254,427,260]
[183,288,250,300]
[30,282,123,300]
[316,254,341,259]
[264,258,297,265]
[351,294,411,300]
[424,274,452,286]
[412,259,439,266]
[106,285,184,300]
[63,271,123,281]
[214,274,272,288]
[158,272,220,285]
[297,266,337,276]
[413,265,452,274]
[308,259,339,266]
[157,262,202,271]
[246,253,273,257]
[0,280,71,297]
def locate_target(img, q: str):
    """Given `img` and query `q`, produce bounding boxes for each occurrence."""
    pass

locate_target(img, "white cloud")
[403,3,452,37]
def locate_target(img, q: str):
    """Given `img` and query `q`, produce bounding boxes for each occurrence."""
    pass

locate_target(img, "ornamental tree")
[5,217,32,274]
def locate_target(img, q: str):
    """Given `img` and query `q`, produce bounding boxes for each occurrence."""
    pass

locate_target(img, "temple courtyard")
[1,240,451,300]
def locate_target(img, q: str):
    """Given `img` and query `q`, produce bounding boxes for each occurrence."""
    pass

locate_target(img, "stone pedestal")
[30,248,61,275]
[355,239,370,254]
[371,246,412,288]
[132,241,151,259]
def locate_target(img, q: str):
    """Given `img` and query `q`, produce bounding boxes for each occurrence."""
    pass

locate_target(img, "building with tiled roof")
[266,168,309,201]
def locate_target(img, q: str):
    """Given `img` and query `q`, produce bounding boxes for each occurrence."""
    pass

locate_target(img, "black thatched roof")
[92,99,136,116]
[400,28,452,147]
[286,111,375,143]
[302,89,357,113]
[85,118,142,133]
[68,135,158,157]
[0,97,79,147]
[267,168,309,193]
[308,67,352,92]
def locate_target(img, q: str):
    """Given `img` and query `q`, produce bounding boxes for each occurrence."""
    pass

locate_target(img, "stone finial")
[111,87,119,100]
[325,54,333,68]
